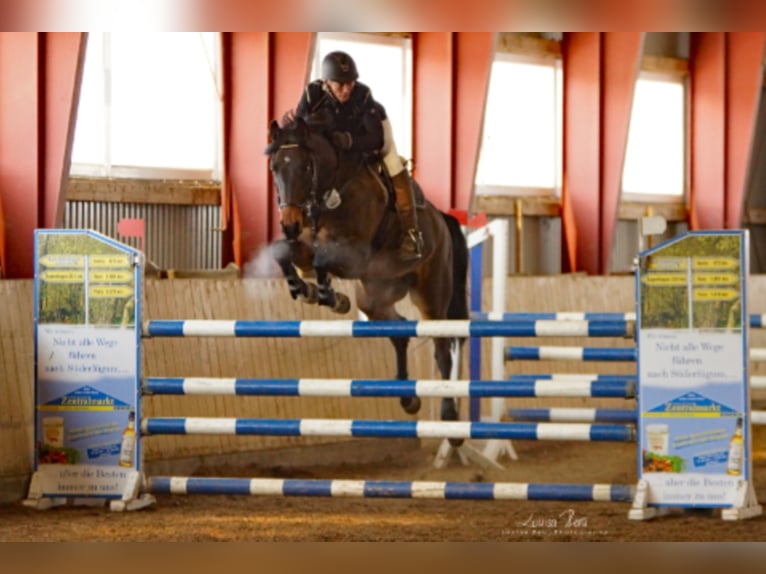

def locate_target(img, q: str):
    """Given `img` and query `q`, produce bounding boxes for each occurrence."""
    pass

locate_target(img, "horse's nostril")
[282,221,300,240]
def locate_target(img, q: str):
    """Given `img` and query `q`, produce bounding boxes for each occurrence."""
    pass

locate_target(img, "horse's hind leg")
[392,334,420,414]
[270,239,318,304]
[355,281,420,415]
[434,336,463,447]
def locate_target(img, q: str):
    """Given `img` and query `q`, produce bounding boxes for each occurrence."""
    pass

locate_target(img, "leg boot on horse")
[391,171,424,262]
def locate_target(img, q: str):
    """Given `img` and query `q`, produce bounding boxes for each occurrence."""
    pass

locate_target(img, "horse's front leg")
[269,239,318,304]
[313,264,350,313]
[310,239,352,314]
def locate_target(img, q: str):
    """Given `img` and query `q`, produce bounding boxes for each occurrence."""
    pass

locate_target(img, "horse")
[265,114,469,444]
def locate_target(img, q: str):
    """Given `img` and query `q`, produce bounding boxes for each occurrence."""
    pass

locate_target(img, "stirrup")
[400,229,423,261]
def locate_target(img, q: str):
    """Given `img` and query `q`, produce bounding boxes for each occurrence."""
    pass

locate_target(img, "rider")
[296,50,423,262]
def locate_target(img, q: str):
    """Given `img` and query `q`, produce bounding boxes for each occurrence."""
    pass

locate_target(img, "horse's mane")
[265,109,332,156]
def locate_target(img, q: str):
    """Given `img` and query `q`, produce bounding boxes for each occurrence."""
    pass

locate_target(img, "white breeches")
[381,118,405,176]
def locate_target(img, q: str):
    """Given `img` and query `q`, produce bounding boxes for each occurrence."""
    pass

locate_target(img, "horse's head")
[266,114,336,240]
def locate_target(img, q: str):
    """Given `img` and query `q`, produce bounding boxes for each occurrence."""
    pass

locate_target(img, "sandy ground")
[3,437,766,542]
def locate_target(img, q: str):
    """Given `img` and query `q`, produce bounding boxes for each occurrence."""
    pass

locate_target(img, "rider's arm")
[348,105,384,153]
[296,81,324,119]
[342,88,385,154]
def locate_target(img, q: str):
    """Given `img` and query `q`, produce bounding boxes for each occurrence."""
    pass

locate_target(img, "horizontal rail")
[473,312,637,322]
[473,311,766,329]
[141,418,637,442]
[144,377,635,398]
[142,319,633,338]
[506,346,766,364]
[508,408,766,425]
[506,346,637,362]
[508,408,638,423]
[147,477,636,502]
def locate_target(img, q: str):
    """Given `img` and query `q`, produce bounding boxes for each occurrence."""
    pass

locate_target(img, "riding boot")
[391,171,423,261]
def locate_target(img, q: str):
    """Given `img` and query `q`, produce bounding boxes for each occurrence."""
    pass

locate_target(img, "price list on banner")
[630,230,761,521]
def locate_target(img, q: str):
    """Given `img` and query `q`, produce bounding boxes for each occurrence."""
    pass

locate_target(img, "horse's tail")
[441,211,469,321]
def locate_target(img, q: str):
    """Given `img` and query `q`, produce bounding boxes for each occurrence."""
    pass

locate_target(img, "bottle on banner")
[118,410,136,468]
[726,416,744,476]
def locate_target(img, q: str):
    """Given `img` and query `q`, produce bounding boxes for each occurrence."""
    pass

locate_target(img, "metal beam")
[0,32,83,279]
[562,33,601,274]
[222,33,313,269]
[600,33,643,273]
[689,33,726,230]
[725,33,766,229]
[561,33,641,275]
[0,33,39,279]
[412,33,454,211]
[453,32,495,212]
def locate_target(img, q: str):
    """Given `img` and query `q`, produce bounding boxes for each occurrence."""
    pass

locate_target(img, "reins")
[273,131,380,244]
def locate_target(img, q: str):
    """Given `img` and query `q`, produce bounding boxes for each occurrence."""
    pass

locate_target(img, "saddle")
[367,159,426,211]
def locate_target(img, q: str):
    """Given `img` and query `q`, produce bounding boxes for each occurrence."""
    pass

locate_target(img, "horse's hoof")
[299,283,318,304]
[400,396,421,415]
[442,400,463,447]
[333,292,351,314]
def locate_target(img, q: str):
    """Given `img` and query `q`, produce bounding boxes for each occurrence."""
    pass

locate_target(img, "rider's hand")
[331,131,353,150]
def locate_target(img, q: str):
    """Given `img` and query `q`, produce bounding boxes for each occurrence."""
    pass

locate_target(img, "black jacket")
[296,80,386,155]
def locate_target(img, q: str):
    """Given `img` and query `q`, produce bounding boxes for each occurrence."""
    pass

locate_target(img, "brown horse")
[266,114,469,438]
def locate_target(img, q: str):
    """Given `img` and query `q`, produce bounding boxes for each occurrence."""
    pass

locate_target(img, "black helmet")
[321,51,359,83]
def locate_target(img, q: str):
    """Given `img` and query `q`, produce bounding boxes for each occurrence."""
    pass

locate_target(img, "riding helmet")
[321,51,359,83]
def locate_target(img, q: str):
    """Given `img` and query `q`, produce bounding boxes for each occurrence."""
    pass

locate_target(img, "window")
[622,73,686,199]
[71,32,222,180]
[312,33,413,161]
[475,54,563,195]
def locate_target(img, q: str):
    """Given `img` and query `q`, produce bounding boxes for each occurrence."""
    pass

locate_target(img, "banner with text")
[636,231,750,507]
[31,230,142,500]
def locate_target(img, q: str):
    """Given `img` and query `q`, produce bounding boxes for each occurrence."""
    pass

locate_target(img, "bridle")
[271,130,366,241]
[274,143,318,209]
[273,142,321,238]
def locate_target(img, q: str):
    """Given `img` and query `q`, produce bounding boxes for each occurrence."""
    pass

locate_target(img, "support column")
[412,33,454,211]
[600,32,643,272]
[222,32,313,269]
[562,33,601,274]
[0,32,83,278]
[689,33,726,230]
[0,33,40,279]
[223,32,270,268]
[724,33,766,229]
[42,33,86,230]
[453,33,495,213]
[561,32,641,274]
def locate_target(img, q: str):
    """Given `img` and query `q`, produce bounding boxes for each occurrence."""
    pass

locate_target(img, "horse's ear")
[269,119,280,141]
[295,116,308,135]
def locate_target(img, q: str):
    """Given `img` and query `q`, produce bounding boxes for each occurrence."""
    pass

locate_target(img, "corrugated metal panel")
[64,201,222,269]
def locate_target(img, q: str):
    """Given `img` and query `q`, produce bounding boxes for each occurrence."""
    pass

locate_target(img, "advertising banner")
[634,231,751,511]
[27,230,142,504]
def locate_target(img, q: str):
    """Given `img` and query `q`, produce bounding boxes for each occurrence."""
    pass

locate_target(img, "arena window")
[474,47,563,199]
[622,68,686,202]
[70,32,222,181]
